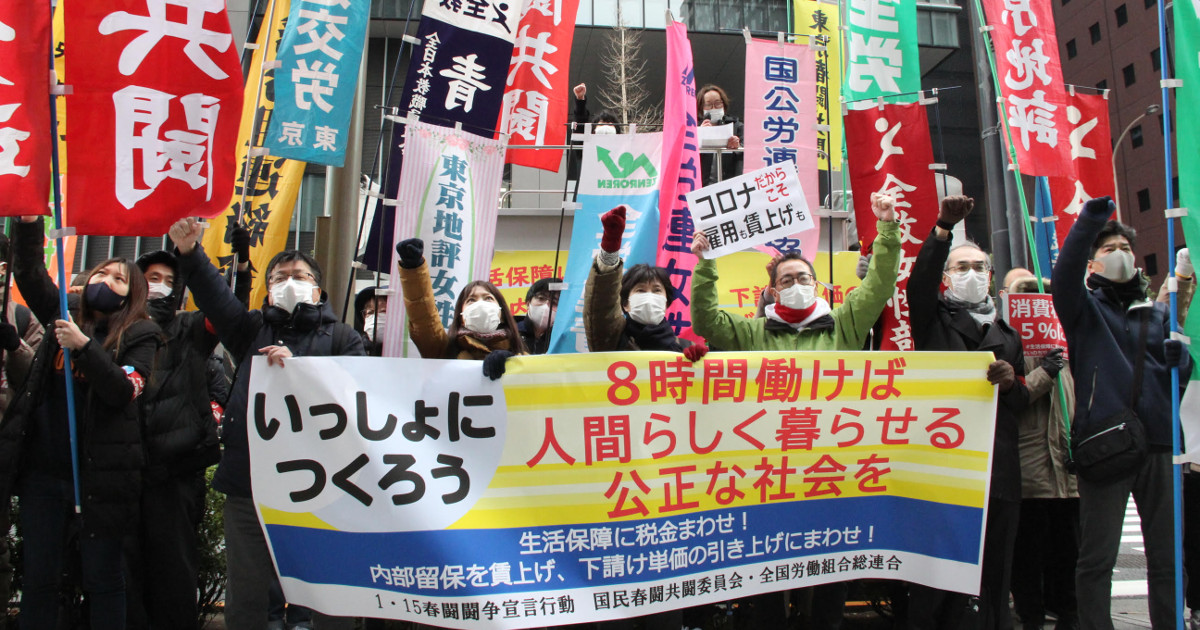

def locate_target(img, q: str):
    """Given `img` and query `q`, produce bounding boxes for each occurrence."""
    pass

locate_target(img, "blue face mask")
[84,281,127,313]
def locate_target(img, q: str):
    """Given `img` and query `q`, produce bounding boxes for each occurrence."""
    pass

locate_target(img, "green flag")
[843,0,921,103]
[1174,0,1200,458]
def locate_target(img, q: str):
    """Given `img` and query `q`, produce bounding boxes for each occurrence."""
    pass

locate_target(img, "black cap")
[526,277,562,303]
[355,285,388,315]
[135,250,178,276]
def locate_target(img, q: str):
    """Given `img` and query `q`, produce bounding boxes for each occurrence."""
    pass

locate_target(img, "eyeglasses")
[947,261,990,274]
[269,271,316,285]
[777,272,816,288]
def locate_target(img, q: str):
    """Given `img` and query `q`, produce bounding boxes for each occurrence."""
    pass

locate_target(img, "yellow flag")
[794,0,843,170]
[197,0,305,310]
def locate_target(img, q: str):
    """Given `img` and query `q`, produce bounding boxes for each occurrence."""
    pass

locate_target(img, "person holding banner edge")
[1051,196,1190,630]
[0,216,162,630]
[906,194,1029,629]
[688,192,900,352]
[167,217,365,629]
[393,238,526,379]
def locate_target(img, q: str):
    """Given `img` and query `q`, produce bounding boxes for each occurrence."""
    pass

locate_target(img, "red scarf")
[772,300,819,324]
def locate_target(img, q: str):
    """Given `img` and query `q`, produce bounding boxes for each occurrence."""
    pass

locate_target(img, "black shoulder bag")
[1070,308,1150,483]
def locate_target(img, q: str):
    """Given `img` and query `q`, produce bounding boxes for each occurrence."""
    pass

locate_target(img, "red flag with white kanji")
[1048,90,1115,247]
[981,0,1073,177]
[0,2,52,216]
[64,0,243,236]
[845,103,940,351]
[499,0,580,171]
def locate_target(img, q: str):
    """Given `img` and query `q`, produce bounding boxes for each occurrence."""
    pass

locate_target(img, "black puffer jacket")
[178,244,365,498]
[0,218,160,538]
[141,306,220,483]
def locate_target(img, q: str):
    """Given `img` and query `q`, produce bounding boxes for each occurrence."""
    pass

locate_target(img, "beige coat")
[1017,357,1077,499]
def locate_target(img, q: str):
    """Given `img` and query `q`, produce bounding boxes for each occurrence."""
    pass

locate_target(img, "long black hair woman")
[0,217,161,630]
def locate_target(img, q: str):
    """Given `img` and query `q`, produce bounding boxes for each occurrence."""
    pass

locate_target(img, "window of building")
[1090,22,1102,43]
[1151,48,1161,71]
[1096,79,1108,90]
[1145,0,1156,9]
[684,0,787,33]
[1066,39,1077,59]
[1130,125,1144,148]
[1115,4,1128,26]
[1137,188,1152,212]
[1064,0,1072,5]
[1145,253,1158,276]
[1123,63,1136,86]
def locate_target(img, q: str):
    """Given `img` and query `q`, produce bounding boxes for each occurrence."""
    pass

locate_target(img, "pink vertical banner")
[744,38,820,257]
[655,20,702,343]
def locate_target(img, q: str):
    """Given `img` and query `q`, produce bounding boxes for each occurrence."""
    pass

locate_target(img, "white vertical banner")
[382,121,507,357]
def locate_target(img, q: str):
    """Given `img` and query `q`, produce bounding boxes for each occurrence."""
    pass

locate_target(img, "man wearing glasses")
[906,195,1029,629]
[688,192,901,352]
[167,218,365,629]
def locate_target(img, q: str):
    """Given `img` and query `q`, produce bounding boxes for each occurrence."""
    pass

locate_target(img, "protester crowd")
[0,179,1192,629]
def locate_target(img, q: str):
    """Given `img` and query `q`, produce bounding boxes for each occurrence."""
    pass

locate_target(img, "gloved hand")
[683,344,708,362]
[600,205,627,253]
[938,195,975,226]
[1177,248,1193,278]
[987,360,1016,392]
[1039,347,1065,378]
[231,224,251,261]
[482,349,514,380]
[1165,339,1186,367]
[855,254,872,281]
[0,323,19,352]
[396,238,424,269]
[1081,196,1115,220]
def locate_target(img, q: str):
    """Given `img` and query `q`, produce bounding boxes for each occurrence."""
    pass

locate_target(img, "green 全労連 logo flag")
[844,0,921,103]
[1173,0,1200,460]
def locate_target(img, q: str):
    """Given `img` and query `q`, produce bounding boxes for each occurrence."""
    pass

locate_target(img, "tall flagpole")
[47,38,82,514]
[1155,0,1185,626]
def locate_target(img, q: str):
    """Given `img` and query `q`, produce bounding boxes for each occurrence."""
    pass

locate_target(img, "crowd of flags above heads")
[0,0,1173,329]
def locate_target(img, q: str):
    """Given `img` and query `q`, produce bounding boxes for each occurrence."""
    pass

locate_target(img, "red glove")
[683,344,709,362]
[600,205,627,253]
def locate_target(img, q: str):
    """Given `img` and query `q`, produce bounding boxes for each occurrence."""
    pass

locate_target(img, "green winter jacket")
[691,220,901,351]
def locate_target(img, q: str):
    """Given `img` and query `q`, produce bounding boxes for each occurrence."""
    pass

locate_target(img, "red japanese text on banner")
[655,20,702,344]
[0,2,52,216]
[845,103,940,351]
[63,0,243,236]
[981,0,1072,177]
[499,0,580,172]
[743,38,820,257]
[1005,293,1067,359]
[1048,90,1115,248]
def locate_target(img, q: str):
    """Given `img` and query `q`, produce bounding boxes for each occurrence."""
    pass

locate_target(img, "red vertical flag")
[499,0,580,171]
[1048,90,1115,246]
[845,103,940,351]
[0,2,52,216]
[981,0,1073,177]
[64,0,243,236]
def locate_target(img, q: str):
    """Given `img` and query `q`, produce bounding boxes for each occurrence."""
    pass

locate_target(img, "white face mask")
[777,283,817,310]
[627,293,667,325]
[462,300,502,334]
[527,303,551,331]
[705,107,725,122]
[270,278,317,313]
[946,270,991,304]
[147,282,172,300]
[594,124,617,135]
[363,313,386,340]
[1095,249,1136,283]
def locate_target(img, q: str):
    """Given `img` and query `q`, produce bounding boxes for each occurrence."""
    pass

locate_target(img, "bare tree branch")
[596,4,662,131]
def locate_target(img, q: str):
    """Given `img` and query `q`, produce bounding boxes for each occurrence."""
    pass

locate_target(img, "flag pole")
[47,43,83,514]
[1155,0,1185,625]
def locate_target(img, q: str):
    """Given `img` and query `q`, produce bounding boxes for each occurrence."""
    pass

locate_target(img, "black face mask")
[84,282,127,314]
[146,295,176,324]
